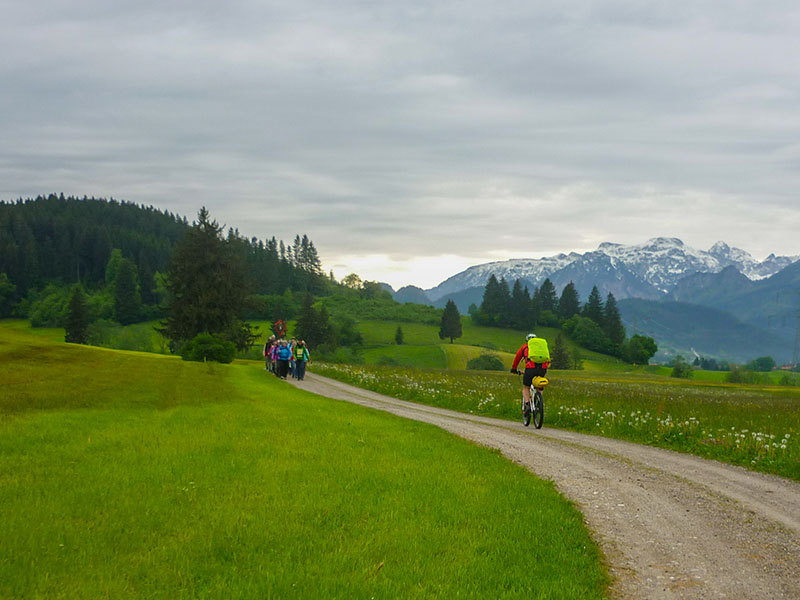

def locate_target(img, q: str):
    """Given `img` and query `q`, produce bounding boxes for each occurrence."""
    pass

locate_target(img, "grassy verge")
[0,323,608,599]
[311,363,800,481]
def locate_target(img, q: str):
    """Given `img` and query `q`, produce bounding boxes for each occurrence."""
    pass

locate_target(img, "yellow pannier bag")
[531,376,549,388]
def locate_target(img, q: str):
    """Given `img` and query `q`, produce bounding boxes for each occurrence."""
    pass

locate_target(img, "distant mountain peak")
[424,238,799,304]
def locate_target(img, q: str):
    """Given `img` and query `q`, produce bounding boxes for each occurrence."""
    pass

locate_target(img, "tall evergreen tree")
[557,282,581,320]
[603,292,626,351]
[480,275,510,325]
[0,273,16,317]
[510,279,531,330]
[294,293,319,343]
[64,285,89,344]
[496,277,512,327]
[529,285,541,325]
[439,299,463,343]
[583,285,605,325]
[105,248,124,286]
[113,258,141,325]
[538,278,558,313]
[164,207,250,346]
[550,332,571,369]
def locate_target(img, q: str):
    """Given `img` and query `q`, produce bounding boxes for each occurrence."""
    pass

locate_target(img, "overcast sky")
[3,1,800,289]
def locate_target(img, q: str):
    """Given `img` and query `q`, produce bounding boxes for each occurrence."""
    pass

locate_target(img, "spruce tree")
[164,207,250,346]
[603,292,626,352]
[65,285,89,344]
[113,258,141,325]
[0,273,16,317]
[439,299,462,343]
[395,325,404,345]
[479,275,501,322]
[550,332,571,369]
[496,277,512,327]
[538,278,559,313]
[557,282,581,321]
[510,279,531,330]
[294,293,319,343]
[583,286,605,325]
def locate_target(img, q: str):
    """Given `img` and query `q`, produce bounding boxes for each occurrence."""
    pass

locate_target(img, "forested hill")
[0,195,188,297]
[0,194,327,313]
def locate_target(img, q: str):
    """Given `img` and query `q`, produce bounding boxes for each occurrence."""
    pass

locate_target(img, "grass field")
[312,363,800,482]
[0,322,608,599]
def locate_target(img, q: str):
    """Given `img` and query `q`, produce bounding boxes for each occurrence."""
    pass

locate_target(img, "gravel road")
[289,372,800,599]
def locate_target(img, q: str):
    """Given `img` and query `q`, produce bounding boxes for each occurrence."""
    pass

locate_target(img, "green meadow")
[313,364,800,481]
[60,316,620,372]
[0,322,607,599]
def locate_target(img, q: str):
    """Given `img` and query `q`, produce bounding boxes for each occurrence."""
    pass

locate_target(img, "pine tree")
[583,286,605,325]
[0,273,16,317]
[550,332,571,369]
[439,300,462,343]
[557,282,581,320]
[64,285,89,344]
[395,325,404,345]
[105,248,124,286]
[294,293,319,343]
[480,275,510,325]
[113,258,141,325]
[603,292,626,352]
[510,279,531,329]
[538,278,558,313]
[164,207,250,345]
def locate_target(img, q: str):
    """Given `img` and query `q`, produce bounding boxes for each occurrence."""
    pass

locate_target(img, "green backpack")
[527,337,550,363]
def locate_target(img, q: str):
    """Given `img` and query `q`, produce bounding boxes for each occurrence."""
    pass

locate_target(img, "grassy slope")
[0,323,607,599]
[359,318,621,370]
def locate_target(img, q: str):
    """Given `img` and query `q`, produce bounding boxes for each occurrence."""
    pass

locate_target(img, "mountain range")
[382,238,800,364]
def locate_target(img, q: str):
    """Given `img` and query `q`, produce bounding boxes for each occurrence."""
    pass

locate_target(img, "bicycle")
[520,375,547,429]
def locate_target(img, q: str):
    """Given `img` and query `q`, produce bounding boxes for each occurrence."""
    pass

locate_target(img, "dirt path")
[289,373,800,599]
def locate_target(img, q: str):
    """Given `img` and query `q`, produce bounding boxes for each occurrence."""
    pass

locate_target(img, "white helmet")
[526,333,536,340]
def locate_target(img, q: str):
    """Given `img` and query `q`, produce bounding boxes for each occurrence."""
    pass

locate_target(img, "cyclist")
[510,334,550,413]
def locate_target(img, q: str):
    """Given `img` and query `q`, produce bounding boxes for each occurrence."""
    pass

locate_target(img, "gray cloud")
[2,1,800,286]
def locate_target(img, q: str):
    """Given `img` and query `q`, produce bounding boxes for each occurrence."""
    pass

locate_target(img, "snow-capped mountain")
[425,253,581,301]
[424,238,799,301]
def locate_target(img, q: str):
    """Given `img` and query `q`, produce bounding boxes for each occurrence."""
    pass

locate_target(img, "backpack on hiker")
[527,337,550,363]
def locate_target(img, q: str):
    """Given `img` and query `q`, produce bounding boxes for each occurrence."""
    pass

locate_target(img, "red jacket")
[511,344,550,371]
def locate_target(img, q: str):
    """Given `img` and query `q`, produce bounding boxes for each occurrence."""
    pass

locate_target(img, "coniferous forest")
[0,195,328,331]
[470,274,657,365]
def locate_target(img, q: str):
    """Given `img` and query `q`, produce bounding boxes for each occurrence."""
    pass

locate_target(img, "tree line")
[470,274,657,365]
[0,196,328,329]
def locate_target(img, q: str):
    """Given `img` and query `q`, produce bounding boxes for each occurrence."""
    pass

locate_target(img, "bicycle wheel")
[532,391,544,429]
[522,395,531,427]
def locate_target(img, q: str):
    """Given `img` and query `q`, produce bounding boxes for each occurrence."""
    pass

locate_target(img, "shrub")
[726,367,765,385]
[180,333,236,363]
[466,354,505,371]
[745,356,776,372]
[562,315,613,354]
[537,310,561,328]
[670,355,693,379]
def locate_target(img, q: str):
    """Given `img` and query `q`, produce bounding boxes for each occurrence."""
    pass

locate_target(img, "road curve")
[288,372,800,599]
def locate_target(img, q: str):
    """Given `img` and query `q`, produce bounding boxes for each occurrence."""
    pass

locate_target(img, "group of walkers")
[263,335,310,381]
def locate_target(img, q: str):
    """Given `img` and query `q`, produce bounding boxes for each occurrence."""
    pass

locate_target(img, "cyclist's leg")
[522,368,534,408]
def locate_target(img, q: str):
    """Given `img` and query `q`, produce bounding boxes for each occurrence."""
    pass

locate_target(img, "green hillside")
[357,317,621,370]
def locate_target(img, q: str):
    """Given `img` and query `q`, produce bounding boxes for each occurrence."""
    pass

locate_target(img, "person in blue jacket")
[276,339,292,379]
